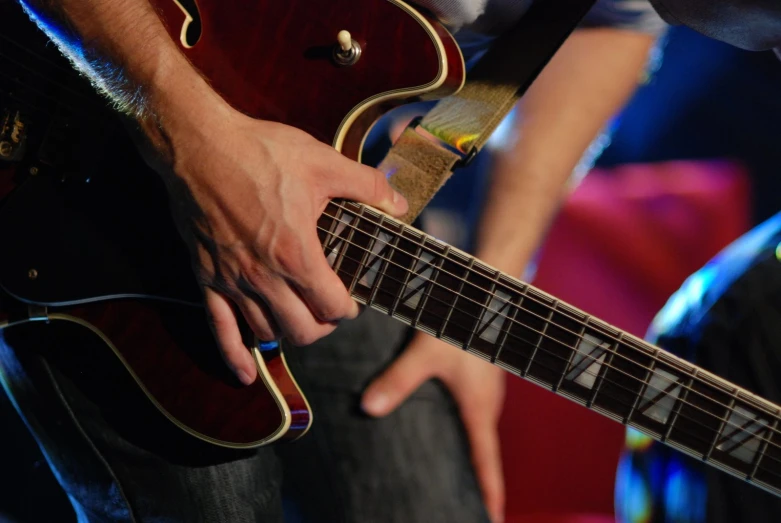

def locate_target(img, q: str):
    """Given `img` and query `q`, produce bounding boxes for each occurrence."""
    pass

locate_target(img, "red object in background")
[499,161,751,521]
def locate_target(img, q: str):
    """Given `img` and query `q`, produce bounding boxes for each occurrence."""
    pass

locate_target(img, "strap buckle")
[453,147,478,170]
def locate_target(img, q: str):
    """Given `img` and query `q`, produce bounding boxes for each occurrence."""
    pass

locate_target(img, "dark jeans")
[0,308,489,522]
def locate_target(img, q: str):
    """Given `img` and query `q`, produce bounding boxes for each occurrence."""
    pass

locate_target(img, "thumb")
[326,160,408,218]
[466,413,505,523]
[362,342,437,417]
[449,382,505,523]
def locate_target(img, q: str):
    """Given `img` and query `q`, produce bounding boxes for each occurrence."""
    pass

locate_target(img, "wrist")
[137,52,234,168]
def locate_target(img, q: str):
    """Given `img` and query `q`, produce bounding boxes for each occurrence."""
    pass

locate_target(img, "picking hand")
[362,332,506,523]
[157,99,408,385]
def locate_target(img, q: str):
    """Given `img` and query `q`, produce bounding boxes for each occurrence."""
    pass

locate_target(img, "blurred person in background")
[612,5,781,522]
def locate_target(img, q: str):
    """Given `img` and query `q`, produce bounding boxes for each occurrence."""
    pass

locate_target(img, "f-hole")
[172,0,202,48]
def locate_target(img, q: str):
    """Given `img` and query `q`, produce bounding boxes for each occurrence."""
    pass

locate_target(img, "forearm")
[475,28,657,277]
[18,0,220,149]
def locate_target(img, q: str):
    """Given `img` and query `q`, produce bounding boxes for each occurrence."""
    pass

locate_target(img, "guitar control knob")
[0,109,28,162]
[333,30,361,66]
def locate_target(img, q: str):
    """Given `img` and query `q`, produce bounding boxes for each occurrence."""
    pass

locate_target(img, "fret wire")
[751,418,779,480]
[706,387,739,462]
[625,355,657,425]
[554,306,585,392]
[494,359,523,376]
[323,204,667,355]
[588,329,621,408]
[663,373,696,443]
[316,219,781,442]
[464,268,495,350]
[328,202,620,330]
[322,204,344,263]
[397,244,436,307]
[493,284,524,364]
[337,268,781,481]
[639,374,686,417]
[366,216,395,307]
[319,218,781,442]
[333,259,781,467]
[522,301,556,378]
[349,207,375,293]
[438,257,473,339]
[721,412,771,452]
[354,215,379,295]
[330,206,359,276]
[412,245,448,329]
[316,215,781,433]
[388,241,422,317]
[324,203,679,369]
[8,22,781,478]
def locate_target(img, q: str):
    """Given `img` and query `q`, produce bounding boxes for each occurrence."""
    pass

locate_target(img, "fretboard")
[317,199,781,498]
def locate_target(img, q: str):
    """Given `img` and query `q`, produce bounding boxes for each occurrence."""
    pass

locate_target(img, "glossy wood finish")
[261,344,312,435]
[0,0,463,448]
[51,299,302,447]
[150,0,463,154]
[339,14,464,161]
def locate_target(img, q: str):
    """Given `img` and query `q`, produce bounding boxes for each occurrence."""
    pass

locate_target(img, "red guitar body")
[8,2,781,502]
[0,0,464,448]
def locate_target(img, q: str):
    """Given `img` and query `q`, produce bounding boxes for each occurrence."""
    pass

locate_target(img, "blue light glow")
[663,459,707,522]
[615,453,652,523]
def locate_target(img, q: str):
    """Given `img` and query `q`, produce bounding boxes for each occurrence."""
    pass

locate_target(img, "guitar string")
[9,10,775,479]
[321,202,781,427]
[0,27,756,419]
[0,46,96,104]
[0,72,98,115]
[317,214,781,440]
[0,38,107,123]
[321,204,781,435]
[320,204,780,423]
[315,218,781,448]
[323,248,781,478]
[321,251,781,480]
[0,29,744,419]
[0,72,102,130]
[3,36,775,469]
[0,32,90,78]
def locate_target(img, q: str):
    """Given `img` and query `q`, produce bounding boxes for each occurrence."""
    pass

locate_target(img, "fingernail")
[237,369,254,386]
[350,302,361,319]
[394,192,409,213]
[362,391,388,416]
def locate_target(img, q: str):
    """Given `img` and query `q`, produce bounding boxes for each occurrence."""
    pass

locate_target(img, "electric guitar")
[2,0,781,502]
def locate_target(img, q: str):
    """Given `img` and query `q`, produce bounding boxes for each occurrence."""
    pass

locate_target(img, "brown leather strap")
[383,0,598,224]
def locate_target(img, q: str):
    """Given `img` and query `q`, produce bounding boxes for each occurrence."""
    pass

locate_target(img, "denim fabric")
[0,308,489,523]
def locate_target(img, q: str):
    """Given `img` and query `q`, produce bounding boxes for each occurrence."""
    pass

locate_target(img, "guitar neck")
[317,199,781,497]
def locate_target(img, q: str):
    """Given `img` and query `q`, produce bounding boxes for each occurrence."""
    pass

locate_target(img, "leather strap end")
[381,128,461,224]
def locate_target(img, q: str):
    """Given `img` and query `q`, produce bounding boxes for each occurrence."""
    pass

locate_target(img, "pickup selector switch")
[333,30,362,66]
